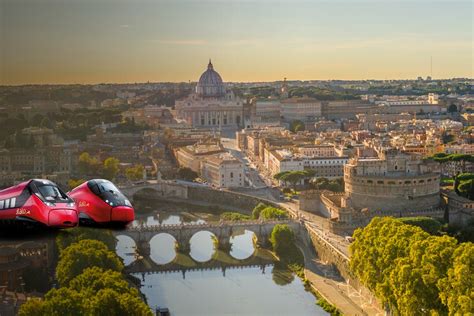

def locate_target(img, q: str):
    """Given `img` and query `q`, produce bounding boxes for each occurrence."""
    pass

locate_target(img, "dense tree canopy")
[350,217,473,315]
[220,212,250,221]
[56,227,117,252]
[398,216,443,235]
[67,178,86,190]
[274,170,314,188]
[251,203,288,220]
[78,152,101,176]
[125,164,145,181]
[56,239,123,286]
[259,206,288,220]
[102,157,120,180]
[438,242,474,315]
[270,224,296,258]
[19,238,152,316]
[252,203,268,219]
[19,268,152,316]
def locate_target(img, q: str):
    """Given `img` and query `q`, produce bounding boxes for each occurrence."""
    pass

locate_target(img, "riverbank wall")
[303,227,383,313]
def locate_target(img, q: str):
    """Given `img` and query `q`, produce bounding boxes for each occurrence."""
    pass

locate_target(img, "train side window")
[0,200,3,209]
[4,199,9,209]
[10,198,16,208]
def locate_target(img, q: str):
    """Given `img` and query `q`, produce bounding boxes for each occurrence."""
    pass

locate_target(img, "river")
[115,208,328,316]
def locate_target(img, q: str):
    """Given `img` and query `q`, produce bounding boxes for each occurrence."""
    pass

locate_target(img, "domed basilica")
[175,60,244,129]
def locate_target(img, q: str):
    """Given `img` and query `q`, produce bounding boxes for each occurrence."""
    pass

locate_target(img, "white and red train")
[69,179,135,225]
[0,179,134,228]
[0,179,78,228]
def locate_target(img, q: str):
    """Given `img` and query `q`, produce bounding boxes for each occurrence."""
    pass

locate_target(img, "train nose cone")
[48,209,78,228]
[111,206,135,223]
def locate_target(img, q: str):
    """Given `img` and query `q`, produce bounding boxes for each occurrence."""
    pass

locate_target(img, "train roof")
[0,179,59,196]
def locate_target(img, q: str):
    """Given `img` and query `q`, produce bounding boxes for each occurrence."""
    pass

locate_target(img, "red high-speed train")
[69,179,135,225]
[0,179,78,228]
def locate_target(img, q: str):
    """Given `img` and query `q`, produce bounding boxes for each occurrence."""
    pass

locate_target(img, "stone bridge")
[115,219,299,255]
[120,181,189,202]
[119,181,281,211]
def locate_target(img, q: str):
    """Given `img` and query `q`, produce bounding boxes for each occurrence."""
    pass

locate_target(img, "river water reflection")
[135,266,326,316]
[116,209,328,315]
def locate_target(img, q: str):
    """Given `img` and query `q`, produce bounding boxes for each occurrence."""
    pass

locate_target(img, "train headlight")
[44,201,55,207]
[124,199,132,207]
[67,202,75,208]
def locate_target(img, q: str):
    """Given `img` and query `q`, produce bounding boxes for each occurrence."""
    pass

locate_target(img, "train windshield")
[30,180,73,204]
[87,180,131,207]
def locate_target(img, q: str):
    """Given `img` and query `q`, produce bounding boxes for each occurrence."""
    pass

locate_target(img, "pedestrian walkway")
[300,244,384,316]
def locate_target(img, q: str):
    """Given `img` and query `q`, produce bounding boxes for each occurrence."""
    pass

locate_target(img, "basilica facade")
[175,60,244,129]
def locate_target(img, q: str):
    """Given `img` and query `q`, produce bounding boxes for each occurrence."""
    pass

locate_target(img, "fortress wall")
[349,192,440,213]
[345,174,440,212]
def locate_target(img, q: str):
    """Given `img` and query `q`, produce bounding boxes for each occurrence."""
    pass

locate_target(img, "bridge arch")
[229,229,257,260]
[116,234,137,266]
[149,233,177,265]
[189,230,218,263]
[132,187,162,202]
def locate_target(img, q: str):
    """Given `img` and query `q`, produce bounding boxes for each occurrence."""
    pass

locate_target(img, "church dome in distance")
[196,60,226,97]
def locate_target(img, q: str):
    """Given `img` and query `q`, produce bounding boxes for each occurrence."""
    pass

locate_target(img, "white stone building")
[201,154,244,188]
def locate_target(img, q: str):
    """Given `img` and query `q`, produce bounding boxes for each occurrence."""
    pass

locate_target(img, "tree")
[68,267,138,297]
[398,217,443,235]
[39,287,85,316]
[125,164,144,181]
[350,217,471,314]
[252,203,268,219]
[56,227,117,252]
[458,179,474,200]
[18,298,45,316]
[220,212,250,221]
[68,179,85,190]
[274,170,308,189]
[438,242,474,315]
[88,288,153,316]
[103,157,120,180]
[270,224,296,258]
[78,152,100,175]
[289,120,305,133]
[56,239,123,286]
[177,167,198,181]
[259,206,288,220]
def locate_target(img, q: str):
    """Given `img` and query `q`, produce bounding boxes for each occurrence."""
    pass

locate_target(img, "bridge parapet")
[127,219,294,232]
[115,219,299,246]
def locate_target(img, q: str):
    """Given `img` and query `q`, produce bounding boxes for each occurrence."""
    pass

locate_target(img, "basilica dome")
[196,60,226,97]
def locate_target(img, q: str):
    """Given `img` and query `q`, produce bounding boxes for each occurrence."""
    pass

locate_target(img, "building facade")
[175,61,244,129]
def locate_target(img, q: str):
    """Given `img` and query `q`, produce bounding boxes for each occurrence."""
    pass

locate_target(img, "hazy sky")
[0,0,472,84]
